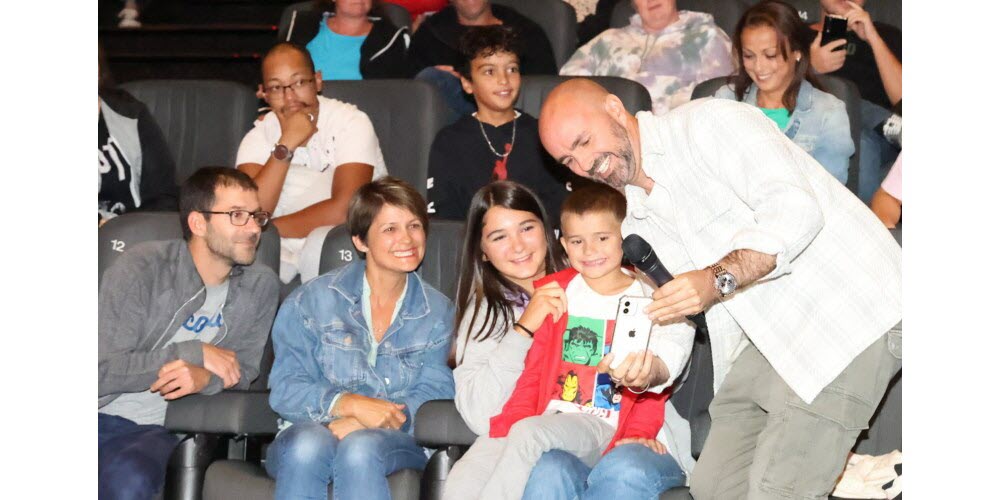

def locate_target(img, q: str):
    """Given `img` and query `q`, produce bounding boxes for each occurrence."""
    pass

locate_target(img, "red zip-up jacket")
[488,268,671,454]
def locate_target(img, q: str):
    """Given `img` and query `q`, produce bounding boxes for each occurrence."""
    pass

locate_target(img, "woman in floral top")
[560,0,733,115]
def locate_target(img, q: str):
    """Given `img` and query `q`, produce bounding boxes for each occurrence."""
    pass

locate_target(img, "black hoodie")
[408,4,557,75]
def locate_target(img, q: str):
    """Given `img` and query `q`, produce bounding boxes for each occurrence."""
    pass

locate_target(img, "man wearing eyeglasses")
[236,42,388,284]
[98,167,281,500]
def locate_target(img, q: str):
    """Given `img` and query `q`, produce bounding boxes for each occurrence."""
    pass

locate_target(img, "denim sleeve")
[811,99,854,185]
[398,302,457,433]
[268,293,341,424]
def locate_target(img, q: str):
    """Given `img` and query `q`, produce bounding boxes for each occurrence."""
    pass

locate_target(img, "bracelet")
[513,322,534,338]
[627,379,652,395]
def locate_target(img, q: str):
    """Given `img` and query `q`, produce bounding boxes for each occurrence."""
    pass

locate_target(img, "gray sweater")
[453,301,532,436]
[98,239,280,409]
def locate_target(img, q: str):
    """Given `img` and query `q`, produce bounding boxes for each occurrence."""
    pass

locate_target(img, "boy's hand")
[517,282,568,333]
[616,437,667,455]
[597,350,669,391]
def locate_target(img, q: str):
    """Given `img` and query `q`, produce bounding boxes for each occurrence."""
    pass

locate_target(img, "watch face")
[716,273,737,296]
[272,144,290,161]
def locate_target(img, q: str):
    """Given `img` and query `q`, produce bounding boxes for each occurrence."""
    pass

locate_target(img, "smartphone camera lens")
[623,308,629,314]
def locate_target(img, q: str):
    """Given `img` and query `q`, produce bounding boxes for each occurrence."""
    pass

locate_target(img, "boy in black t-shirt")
[427,26,583,225]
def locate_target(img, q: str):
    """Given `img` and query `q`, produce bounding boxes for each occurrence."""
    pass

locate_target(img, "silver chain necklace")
[473,111,518,158]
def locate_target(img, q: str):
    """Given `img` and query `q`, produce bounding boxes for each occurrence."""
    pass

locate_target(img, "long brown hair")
[454,182,565,348]
[730,0,823,112]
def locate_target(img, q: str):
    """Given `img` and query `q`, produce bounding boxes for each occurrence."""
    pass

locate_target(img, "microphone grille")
[622,234,652,265]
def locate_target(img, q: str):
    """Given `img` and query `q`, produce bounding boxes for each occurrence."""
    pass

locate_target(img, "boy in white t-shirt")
[445,183,694,500]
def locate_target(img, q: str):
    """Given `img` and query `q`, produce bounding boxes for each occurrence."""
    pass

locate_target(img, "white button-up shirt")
[623,100,902,404]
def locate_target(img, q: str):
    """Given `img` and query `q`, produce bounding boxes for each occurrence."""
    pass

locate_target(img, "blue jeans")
[98,413,180,500]
[414,66,477,124]
[523,444,687,500]
[857,99,900,203]
[264,421,428,500]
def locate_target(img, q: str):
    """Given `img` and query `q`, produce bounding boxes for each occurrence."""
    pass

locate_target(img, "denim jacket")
[714,79,854,184]
[268,260,456,433]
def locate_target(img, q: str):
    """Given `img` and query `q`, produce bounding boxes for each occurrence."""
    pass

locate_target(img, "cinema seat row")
[98,208,900,500]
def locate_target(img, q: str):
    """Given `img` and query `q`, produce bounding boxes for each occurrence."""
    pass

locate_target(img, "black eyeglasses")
[263,78,315,97]
[199,210,271,227]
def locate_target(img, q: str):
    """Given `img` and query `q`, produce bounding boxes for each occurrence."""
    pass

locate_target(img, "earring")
[796,54,801,62]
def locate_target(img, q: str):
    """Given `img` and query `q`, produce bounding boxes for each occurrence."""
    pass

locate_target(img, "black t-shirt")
[98,111,137,220]
[408,5,558,75]
[427,112,584,225]
[824,21,902,109]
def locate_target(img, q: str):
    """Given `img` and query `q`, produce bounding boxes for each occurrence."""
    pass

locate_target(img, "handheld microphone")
[622,234,709,335]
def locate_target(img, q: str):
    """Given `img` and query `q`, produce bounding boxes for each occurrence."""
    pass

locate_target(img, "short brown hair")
[560,182,627,225]
[179,167,258,240]
[348,176,429,248]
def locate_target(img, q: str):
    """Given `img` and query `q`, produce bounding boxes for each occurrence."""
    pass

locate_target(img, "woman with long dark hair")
[445,182,571,497]
[452,181,565,402]
[715,0,854,184]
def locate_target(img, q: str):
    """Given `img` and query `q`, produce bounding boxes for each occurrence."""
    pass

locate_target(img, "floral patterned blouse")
[560,11,734,115]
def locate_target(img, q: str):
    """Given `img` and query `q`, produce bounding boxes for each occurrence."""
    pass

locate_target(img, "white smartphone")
[608,296,654,370]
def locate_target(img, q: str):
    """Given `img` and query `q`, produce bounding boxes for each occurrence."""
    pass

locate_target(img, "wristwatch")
[271,143,291,161]
[710,263,738,298]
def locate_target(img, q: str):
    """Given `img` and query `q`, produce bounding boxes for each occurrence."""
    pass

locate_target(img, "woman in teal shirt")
[287,0,413,79]
[714,0,853,184]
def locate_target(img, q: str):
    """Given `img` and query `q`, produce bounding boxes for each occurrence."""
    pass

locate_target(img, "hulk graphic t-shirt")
[543,272,644,427]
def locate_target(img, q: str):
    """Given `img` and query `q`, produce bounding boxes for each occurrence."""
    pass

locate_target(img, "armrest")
[889,224,902,246]
[414,399,478,448]
[165,390,279,435]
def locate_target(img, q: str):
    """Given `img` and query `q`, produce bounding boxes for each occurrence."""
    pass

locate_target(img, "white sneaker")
[117,7,142,28]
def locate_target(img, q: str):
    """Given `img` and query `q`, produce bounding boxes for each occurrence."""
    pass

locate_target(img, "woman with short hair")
[267,176,455,500]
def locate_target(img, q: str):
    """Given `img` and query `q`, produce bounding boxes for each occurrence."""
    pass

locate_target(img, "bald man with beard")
[538,79,902,499]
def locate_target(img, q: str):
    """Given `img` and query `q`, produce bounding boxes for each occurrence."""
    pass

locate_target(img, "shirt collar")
[745,79,816,113]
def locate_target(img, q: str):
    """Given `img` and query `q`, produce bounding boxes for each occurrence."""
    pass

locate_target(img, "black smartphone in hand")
[821,15,848,48]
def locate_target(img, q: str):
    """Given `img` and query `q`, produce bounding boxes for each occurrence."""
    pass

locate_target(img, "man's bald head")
[539,79,611,134]
[262,42,315,81]
[538,79,641,191]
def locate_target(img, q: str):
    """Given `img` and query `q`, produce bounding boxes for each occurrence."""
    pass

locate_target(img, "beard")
[589,120,636,191]
[206,227,259,267]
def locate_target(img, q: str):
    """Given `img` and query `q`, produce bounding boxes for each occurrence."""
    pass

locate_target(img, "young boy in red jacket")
[467,183,693,499]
